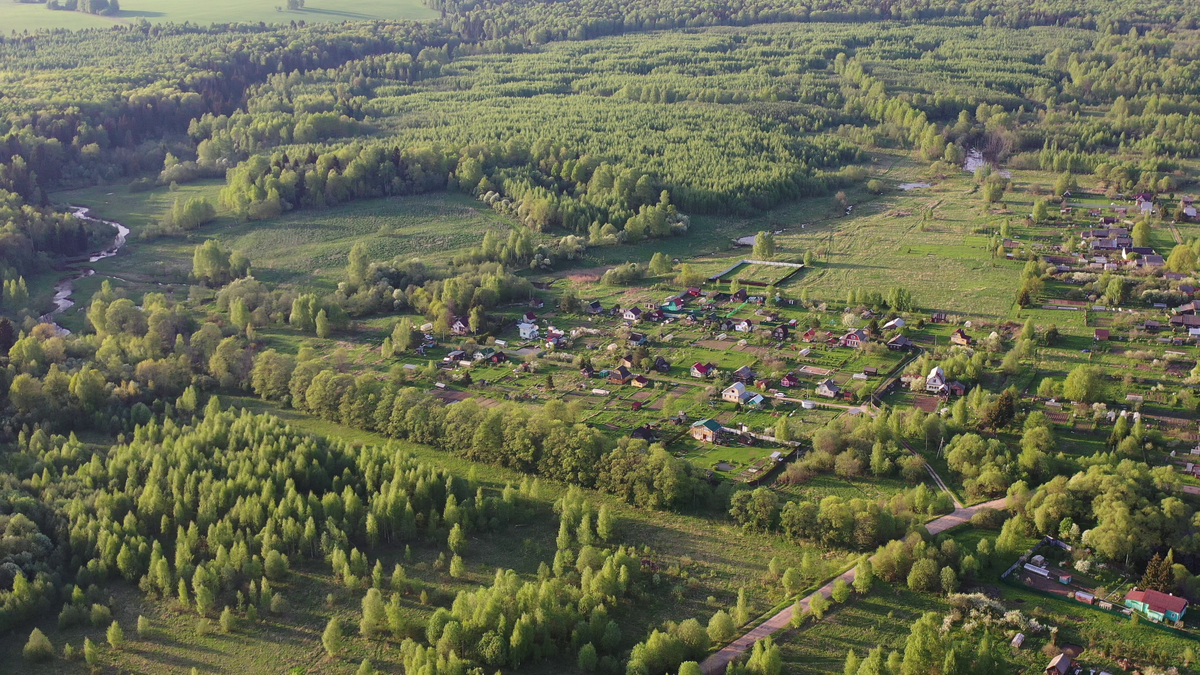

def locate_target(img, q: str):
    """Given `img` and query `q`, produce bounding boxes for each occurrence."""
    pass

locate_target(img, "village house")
[887,334,914,351]
[947,381,967,396]
[772,325,790,340]
[691,419,723,443]
[443,349,466,363]
[628,332,647,346]
[691,362,716,378]
[816,379,840,398]
[735,319,754,332]
[731,288,748,303]
[882,317,905,330]
[580,364,595,378]
[608,366,633,385]
[473,347,495,361]
[587,301,604,314]
[1125,588,1189,622]
[529,297,544,309]
[488,351,508,364]
[732,365,756,383]
[1094,329,1109,341]
[780,372,800,388]
[450,316,471,335]
[647,308,666,322]
[930,312,948,323]
[654,356,670,372]
[1170,314,1200,330]
[722,382,749,403]
[862,366,878,378]
[523,311,538,323]
[631,375,650,388]
[841,329,867,348]
[618,354,635,369]
[926,366,948,394]
[518,322,539,340]
[545,329,565,347]
[950,328,972,346]
[623,307,643,323]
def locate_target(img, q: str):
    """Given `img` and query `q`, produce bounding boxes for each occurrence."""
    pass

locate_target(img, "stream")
[37,206,130,333]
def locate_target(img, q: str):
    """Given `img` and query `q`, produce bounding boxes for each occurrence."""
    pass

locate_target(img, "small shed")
[1010,633,1025,649]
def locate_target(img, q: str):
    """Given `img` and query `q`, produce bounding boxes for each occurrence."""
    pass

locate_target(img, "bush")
[23,628,54,662]
[58,602,88,628]
[264,550,289,581]
[706,610,736,644]
[137,614,151,639]
[969,507,1006,529]
[90,603,112,627]
[270,592,288,614]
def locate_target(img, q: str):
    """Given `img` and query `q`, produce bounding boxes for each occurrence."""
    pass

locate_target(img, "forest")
[5,0,1200,674]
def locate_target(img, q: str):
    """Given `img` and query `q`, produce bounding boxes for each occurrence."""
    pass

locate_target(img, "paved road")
[699,495,1009,674]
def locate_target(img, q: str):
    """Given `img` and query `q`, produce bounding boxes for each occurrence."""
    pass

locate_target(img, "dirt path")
[699,498,1005,673]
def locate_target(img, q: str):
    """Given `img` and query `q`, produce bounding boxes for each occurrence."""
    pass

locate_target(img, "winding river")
[37,206,130,332]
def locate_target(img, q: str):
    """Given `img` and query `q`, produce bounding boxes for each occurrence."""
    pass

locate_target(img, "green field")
[0,0,436,32]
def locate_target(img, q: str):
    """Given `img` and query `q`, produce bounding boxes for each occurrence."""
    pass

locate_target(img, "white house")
[882,318,905,330]
[623,307,643,322]
[925,366,947,394]
[734,319,754,332]
[722,382,749,403]
[518,322,540,340]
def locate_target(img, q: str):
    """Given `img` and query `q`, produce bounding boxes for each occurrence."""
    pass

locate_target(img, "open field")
[0,0,436,32]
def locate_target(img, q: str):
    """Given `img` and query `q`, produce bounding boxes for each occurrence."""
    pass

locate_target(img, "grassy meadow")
[0,0,436,33]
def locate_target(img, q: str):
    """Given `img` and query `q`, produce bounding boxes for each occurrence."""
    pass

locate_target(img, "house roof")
[692,419,722,432]
[733,365,754,377]
[887,334,913,346]
[692,362,711,373]
[817,378,839,392]
[724,382,747,395]
[1094,329,1109,338]
[1126,588,1188,615]
[1046,653,1071,674]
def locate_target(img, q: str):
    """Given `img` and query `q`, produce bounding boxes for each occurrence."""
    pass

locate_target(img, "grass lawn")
[0,0,436,33]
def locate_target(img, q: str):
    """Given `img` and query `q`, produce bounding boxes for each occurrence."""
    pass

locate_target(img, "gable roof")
[692,418,722,432]
[1126,588,1188,615]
